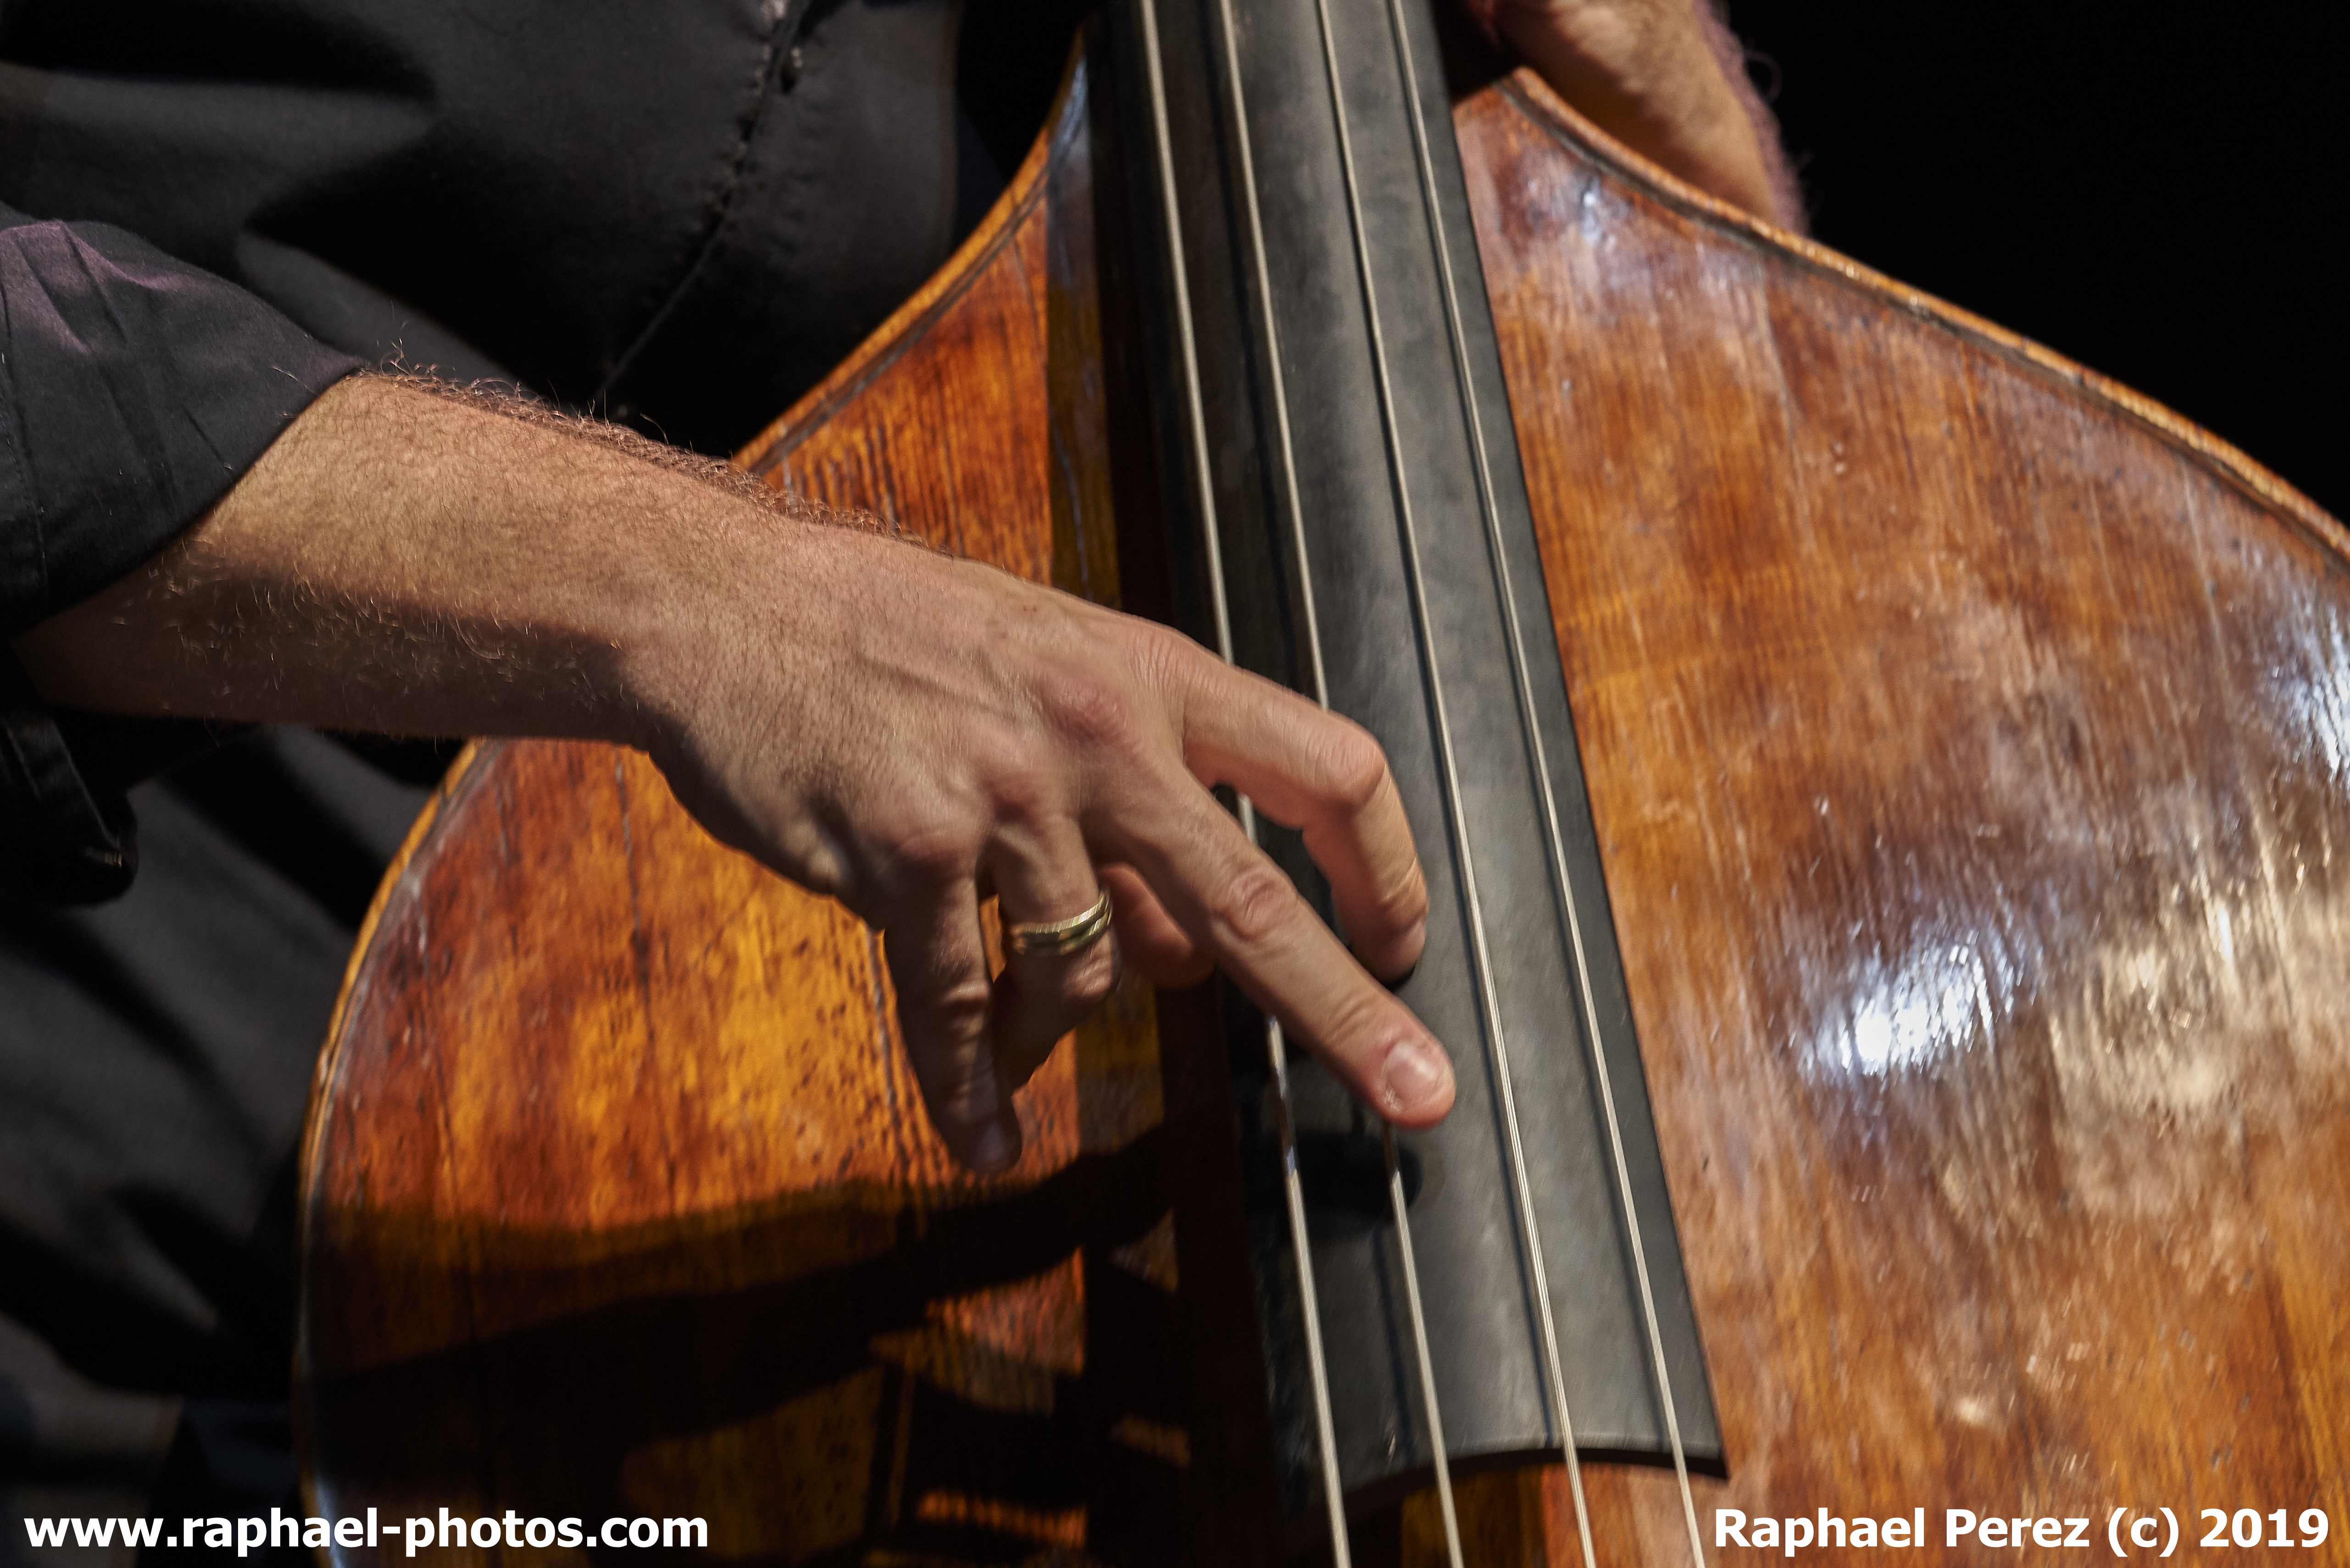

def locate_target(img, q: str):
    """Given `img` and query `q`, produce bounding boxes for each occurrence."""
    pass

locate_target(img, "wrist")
[606,491,794,768]
[610,481,882,787]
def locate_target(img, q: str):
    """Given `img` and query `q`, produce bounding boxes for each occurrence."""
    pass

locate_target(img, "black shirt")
[0,0,1016,1531]
[1,0,981,906]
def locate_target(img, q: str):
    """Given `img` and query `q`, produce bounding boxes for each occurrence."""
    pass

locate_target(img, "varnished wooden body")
[300,53,2350,1567]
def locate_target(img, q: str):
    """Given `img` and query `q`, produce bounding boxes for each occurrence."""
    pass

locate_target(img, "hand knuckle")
[1317,988,1395,1058]
[1375,859,1428,925]
[908,1018,1000,1122]
[1130,626,1218,715]
[982,763,1055,831]
[1125,621,1200,684]
[1319,720,1390,812]
[1061,945,1118,1010]
[912,974,994,1042]
[883,815,978,887]
[1212,861,1298,945]
[1039,670,1143,756]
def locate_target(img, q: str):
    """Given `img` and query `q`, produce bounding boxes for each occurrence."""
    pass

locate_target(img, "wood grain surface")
[1408,72,2350,1565]
[299,44,2350,1568]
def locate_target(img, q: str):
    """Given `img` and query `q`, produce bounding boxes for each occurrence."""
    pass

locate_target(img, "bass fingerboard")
[1103,0,1723,1534]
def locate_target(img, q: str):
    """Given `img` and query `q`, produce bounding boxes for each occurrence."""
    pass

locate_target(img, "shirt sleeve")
[0,202,362,905]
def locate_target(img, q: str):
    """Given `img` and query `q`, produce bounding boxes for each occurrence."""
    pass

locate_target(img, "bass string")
[1200,5,1356,1555]
[1210,0,1328,716]
[1144,0,1693,1558]
[1366,2,1596,1564]
[1146,0,1461,1554]
[1373,0,1708,1562]
[1132,0,1355,1560]
[1298,0,1519,1558]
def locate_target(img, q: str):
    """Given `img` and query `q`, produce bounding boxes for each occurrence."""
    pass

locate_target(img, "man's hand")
[12,374,1451,1171]
[1478,0,1802,228]
[646,516,1448,1171]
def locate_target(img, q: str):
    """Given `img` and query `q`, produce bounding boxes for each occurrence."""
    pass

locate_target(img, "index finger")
[1097,765,1453,1129]
[1175,661,1428,982]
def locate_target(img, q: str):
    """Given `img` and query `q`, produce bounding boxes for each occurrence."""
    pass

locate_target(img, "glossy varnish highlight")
[299,45,2350,1565]
[1448,74,2347,1558]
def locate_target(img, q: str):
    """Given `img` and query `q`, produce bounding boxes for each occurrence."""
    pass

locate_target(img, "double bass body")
[298,5,2350,1561]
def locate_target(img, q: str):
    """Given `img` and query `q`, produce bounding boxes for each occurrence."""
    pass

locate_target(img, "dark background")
[962,2,2346,517]
[1720,0,2343,518]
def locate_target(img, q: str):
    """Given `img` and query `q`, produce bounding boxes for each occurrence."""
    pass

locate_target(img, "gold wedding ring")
[1001,887,1115,959]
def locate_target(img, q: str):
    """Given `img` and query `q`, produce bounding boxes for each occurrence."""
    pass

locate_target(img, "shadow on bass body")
[299,4,2350,1562]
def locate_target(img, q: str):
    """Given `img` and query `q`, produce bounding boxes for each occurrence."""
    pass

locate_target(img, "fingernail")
[1380,1038,1452,1118]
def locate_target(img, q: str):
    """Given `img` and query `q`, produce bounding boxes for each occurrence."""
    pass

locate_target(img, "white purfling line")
[1134,0,1353,1557]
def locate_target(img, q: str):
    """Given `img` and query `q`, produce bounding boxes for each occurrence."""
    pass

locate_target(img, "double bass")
[295,0,2350,1560]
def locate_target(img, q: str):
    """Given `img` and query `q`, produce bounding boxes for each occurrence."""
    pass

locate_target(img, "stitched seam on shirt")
[593,0,817,408]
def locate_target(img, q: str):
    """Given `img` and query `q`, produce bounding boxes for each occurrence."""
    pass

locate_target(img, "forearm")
[11,373,780,751]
